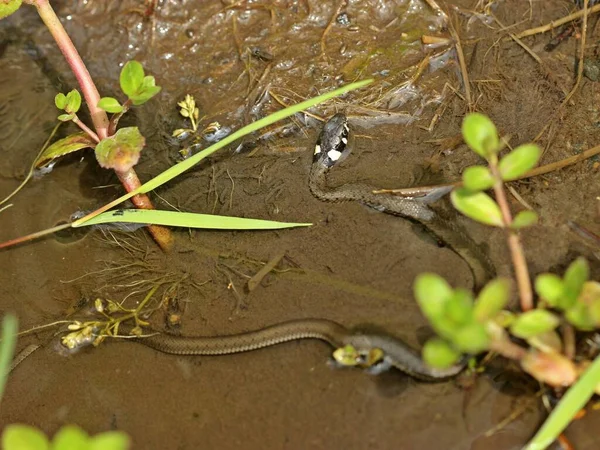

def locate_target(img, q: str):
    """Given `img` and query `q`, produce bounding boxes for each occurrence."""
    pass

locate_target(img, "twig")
[562,0,589,106]
[448,21,472,109]
[514,4,600,39]
[320,0,347,56]
[247,251,286,292]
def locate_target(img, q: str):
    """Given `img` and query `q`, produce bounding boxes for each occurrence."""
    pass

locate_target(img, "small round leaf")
[120,61,145,98]
[65,89,82,113]
[534,274,564,308]
[52,425,89,450]
[565,301,595,331]
[422,338,461,369]
[444,288,474,326]
[462,166,494,191]
[474,277,511,322]
[54,92,67,109]
[57,113,75,122]
[462,113,499,158]
[452,322,490,353]
[2,424,49,450]
[414,273,453,320]
[510,310,559,339]
[451,188,504,227]
[498,144,541,181]
[511,210,538,230]
[563,257,589,306]
[98,97,124,114]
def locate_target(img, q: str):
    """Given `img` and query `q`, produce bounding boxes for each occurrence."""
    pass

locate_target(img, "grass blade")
[83,209,312,230]
[0,314,18,404]
[524,354,600,450]
[72,79,373,227]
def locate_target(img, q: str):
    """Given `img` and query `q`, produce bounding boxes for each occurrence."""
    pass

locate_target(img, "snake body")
[309,113,494,289]
[129,319,464,381]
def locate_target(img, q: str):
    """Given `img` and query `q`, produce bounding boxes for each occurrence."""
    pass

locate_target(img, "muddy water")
[1,0,600,448]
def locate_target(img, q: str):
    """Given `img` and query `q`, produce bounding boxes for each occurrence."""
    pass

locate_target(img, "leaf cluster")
[98,61,161,113]
[451,113,541,229]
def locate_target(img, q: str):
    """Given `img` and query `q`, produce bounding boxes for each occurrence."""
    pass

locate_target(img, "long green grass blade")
[82,209,312,230]
[0,314,18,404]
[524,354,600,450]
[72,79,372,227]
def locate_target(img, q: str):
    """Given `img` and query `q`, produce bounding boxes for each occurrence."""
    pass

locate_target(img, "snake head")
[313,113,350,168]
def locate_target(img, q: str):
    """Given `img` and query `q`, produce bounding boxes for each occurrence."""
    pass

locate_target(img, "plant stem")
[115,169,173,252]
[490,338,527,361]
[26,0,173,251]
[72,116,99,143]
[31,0,109,139]
[489,163,533,311]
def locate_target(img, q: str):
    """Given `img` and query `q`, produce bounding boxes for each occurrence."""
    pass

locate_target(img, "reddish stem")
[72,116,100,143]
[489,162,533,311]
[116,169,173,252]
[26,0,172,251]
[32,0,109,139]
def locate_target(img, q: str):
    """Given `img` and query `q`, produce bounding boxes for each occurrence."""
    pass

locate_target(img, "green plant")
[416,112,600,448]
[0,314,18,404]
[2,424,129,450]
[0,80,372,250]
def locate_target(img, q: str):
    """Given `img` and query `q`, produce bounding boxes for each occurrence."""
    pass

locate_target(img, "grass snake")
[309,113,494,289]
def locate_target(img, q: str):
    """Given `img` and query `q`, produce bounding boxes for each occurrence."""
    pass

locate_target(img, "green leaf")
[510,310,560,339]
[443,288,474,326]
[414,273,454,320]
[88,432,130,450]
[54,92,67,110]
[36,132,96,167]
[72,79,374,227]
[452,322,490,353]
[65,89,81,113]
[462,166,494,191]
[534,274,564,308]
[57,113,75,122]
[498,144,541,181]
[129,75,161,105]
[1,425,49,450]
[525,352,600,450]
[0,314,18,403]
[451,188,504,227]
[422,338,461,369]
[52,425,89,450]
[563,257,589,306]
[511,210,538,230]
[95,127,145,172]
[98,97,124,113]
[78,209,312,230]
[474,277,511,322]
[119,61,145,98]
[565,302,595,331]
[0,0,22,20]
[461,113,499,158]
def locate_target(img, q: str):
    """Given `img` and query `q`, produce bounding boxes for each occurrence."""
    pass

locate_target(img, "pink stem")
[31,0,109,140]
[72,116,100,143]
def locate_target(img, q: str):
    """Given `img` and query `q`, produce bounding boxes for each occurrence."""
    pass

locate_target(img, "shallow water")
[1,0,600,448]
